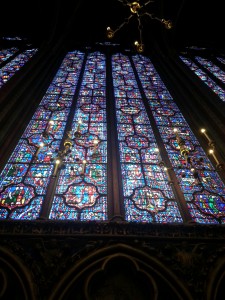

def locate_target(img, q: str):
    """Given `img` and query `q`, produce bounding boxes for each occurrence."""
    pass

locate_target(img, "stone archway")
[206,256,225,300]
[0,246,36,300]
[49,243,193,300]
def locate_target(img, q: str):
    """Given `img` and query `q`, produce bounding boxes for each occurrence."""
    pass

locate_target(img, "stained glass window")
[49,51,108,221]
[0,50,84,219]
[112,53,182,223]
[180,55,225,102]
[194,56,225,83]
[133,54,225,224]
[0,48,38,88]
[1,48,225,224]
[0,47,19,64]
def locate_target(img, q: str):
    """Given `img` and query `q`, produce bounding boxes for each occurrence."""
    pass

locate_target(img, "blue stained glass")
[0,47,19,63]
[0,49,38,88]
[124,197,181,223]
[9,140,36,163]
[49,196,78,219]
[0,183,37,217]
[24,164,53,194]
[195,56,225,84]
[50,52,108,221]
[9,197,44,220]
[1,47,225,224]
[80,196,107,220]
[180,56,225,102]
[112,53,182,223]
[0,163,29,186]
[133,54,225,224]
[0,50,85,219]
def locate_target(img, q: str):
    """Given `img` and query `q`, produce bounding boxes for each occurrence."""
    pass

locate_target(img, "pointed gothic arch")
[49,243,193,300]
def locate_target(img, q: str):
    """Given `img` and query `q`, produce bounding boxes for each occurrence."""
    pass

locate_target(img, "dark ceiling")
[0,0,224,51]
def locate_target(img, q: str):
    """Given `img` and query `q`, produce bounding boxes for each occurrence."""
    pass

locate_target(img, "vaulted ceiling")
[0,0,224,51]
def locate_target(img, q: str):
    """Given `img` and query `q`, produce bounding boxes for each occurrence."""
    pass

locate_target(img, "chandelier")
[106,0,172,53]
[47,120,101,178]
[156,128,224,188]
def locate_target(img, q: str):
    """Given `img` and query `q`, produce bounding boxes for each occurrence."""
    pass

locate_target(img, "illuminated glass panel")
[0,51,84,219]
[133,54,225,224]
[0,48,38,88]
[195,56,225,85]
[1,47,225,224]
[0,47,18,64]
[180,56,225,101]
[50,52,108,221]
[112,53,183,223]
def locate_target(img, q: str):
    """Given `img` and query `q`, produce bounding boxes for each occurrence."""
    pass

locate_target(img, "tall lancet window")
[0,50,84,219]
[132,54,225,224]
[49,52,108,220]
[0,48,225,224]
[180,54,225,102]
[112,53,183,223]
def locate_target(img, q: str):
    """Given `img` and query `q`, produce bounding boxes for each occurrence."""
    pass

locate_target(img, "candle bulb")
[163,166,170,177]
[173,128,179,138]
[209,149,220,166]
[35,142,44,157]
[77,120,82,131]
[155,147,160,163]
[75,120,82,138]
[163,165,173,185]
[81,159,87,175]
[93,139,98,151]
[46,120,54,133]
[92,139,99,157]
[53,159,61,176]
[174,128,182,148]
[200,128,212,144]
[174,128,182,144]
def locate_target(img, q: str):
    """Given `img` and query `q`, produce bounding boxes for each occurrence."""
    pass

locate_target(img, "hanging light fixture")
[173,128,203,183]
[106,0,172,53]
[157,128,224,187]
[48,121,102,178]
